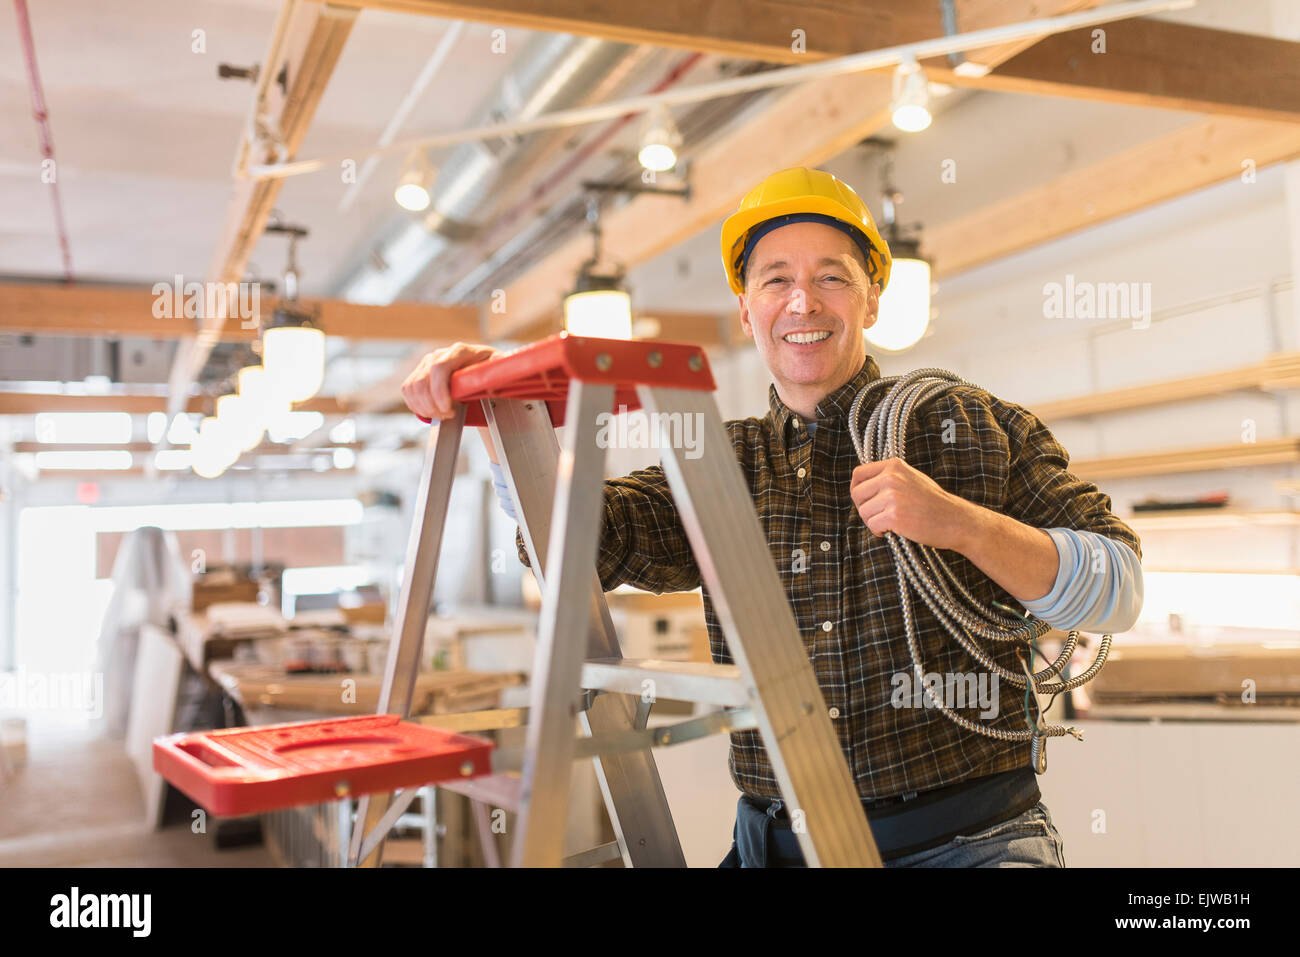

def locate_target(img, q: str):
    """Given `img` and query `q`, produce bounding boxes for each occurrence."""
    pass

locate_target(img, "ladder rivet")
[688,355,702,372]
[460,761,475,776]
[658,730,671,745]
[639,838,647,846]
[334,780,350,797]
[647,351,662,368]
[595,353,612,371]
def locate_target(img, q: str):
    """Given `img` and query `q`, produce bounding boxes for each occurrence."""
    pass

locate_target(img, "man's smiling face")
[737,221,881,415]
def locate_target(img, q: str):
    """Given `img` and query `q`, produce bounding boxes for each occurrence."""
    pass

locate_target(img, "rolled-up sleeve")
[997,401,1144,631]
[1021,527,1144,633]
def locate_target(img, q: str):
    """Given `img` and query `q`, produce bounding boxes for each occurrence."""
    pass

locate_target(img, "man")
[402,167,1143,868]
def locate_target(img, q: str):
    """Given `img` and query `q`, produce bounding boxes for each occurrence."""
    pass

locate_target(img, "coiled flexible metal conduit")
[848,368,1111,773]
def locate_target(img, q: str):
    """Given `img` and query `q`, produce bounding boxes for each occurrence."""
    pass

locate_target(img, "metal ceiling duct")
[440,63,784,306]
[337,33,639,306]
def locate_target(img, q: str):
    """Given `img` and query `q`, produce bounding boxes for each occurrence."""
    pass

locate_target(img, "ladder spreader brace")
[154,333,882,868]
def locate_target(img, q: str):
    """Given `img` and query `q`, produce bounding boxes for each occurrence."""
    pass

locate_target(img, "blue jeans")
[718,799,1067,867]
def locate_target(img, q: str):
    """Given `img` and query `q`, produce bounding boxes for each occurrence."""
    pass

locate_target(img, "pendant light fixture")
[866,170,932,352]
[260,223,325,403]
[637,104,682,173]
[191,414,237,479]
[564,197,632,340]
[262,306,326,403]
[890,53,933,133]
[394,148,436,211]
[216,393,264,453]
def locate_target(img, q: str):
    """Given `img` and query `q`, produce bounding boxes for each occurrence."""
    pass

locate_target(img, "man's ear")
[737,292,755,340]
[862,282,881,332]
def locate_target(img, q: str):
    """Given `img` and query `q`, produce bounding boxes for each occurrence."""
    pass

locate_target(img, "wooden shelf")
[1125,508,1300,531]
[1072,436,1300,479]
[1032,351,1300,421]
[1139,567,1300,576]
[1086,701,1300,723]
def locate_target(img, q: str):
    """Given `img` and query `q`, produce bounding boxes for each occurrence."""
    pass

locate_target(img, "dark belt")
[739,766,1042,864]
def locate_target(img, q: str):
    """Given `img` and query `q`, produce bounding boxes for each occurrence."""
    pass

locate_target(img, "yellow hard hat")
[719,166,891,296]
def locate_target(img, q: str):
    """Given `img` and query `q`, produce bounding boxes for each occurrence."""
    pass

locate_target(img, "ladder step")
[580,657,746,707]
[563,841,624,868]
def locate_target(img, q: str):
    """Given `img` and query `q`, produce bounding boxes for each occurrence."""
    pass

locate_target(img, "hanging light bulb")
[564,274,633,339]
[256,222,325,403]
[394,149,436,211]
[191,416,236,478]
[563,197,633,339]
[216,393,264,453]
[237,363,268,402]
[237,364,289,430]
[891,54,932,132]
[262,307,325,403]
[866,238,931,352]
[638,104,682,173]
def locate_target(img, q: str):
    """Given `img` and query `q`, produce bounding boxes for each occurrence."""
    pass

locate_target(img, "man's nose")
[788,279,821,316]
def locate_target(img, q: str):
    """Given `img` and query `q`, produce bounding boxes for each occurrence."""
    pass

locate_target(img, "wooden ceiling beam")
[166,2,357,420]
[14,441,362,453]
[924,116,1300,278]
[346,310,740,414]
[329,0,940,62]
[0,283,480,342]
[337,0,1296,129]
[927,19,1300,123]
[0,393,349,415]
[942,0,1106,74]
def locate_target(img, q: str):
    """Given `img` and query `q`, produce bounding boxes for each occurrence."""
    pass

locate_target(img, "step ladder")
[154,333,882,868]
[352,333,881,868]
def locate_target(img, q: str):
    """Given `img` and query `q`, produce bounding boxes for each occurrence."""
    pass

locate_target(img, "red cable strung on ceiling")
[14,0,74,283]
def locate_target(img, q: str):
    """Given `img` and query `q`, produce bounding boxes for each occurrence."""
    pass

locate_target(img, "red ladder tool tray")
[154,715,494,817]
[419,332,717,426]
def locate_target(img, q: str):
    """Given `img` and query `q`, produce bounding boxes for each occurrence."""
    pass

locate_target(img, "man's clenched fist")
[849,457,978,552]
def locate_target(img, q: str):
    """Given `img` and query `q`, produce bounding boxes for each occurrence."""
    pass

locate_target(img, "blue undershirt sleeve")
[487,461,518,523]
[1020,527,1143,634]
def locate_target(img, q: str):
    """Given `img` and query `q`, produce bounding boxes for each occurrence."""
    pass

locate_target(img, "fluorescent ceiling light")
[35,450,133,470]
[267,410,326,444]
[154,449,191,471]
[167,413,199,445]
[146,412,167,444]
[34,412,132,445]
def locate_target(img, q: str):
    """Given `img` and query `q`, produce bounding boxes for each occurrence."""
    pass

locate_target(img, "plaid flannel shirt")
[516,353,1142,801]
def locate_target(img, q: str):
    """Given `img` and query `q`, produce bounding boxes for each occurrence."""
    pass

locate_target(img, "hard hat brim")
[721,195,891,296]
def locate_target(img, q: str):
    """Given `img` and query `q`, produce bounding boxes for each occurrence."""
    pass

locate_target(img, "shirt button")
[821,621,833,632]
[828,706,841,719]
[820,541,831,551]
[797,467,807,479]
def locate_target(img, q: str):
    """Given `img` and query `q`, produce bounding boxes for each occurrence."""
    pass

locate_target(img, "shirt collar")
[767,353,883,442]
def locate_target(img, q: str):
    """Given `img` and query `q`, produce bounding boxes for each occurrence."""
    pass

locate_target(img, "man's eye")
[766,277,788,285]
[822,275,844,283]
